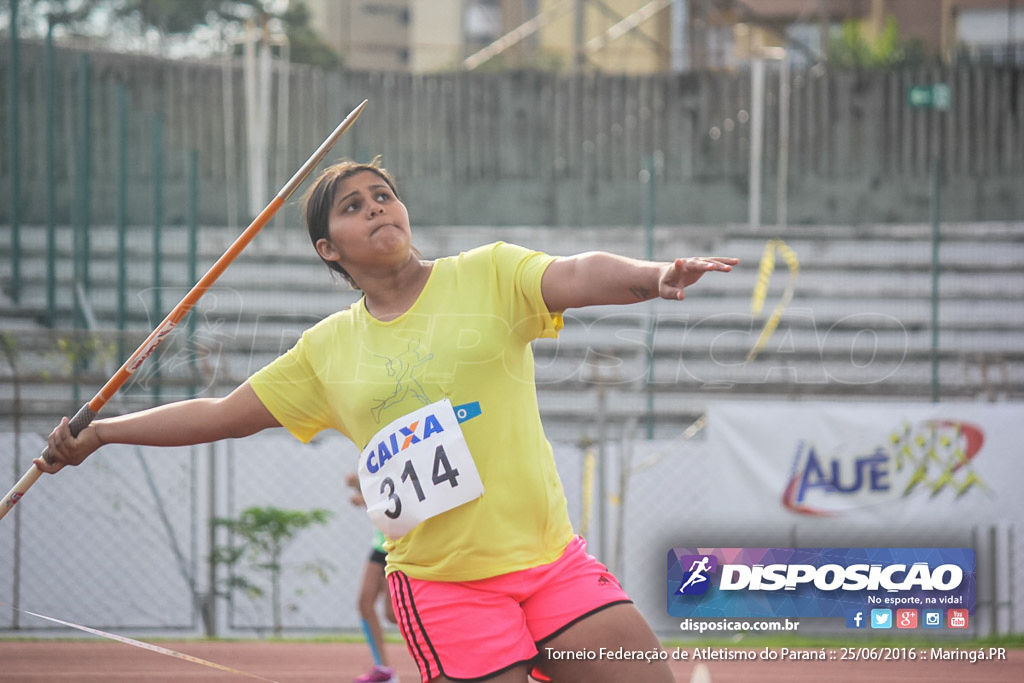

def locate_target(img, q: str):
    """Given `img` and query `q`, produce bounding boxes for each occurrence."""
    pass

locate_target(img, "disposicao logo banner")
[667,548,976,619]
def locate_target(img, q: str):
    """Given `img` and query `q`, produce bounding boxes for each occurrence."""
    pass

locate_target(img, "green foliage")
[213,505,334,637]
[0,333,16,366]
[112,0,228,34]
[114,0,342,67]
[828,15,928,69]
[30,0,105,30]
[25,0,343,67]
[110,0,272,34]
[280,1,343,70]
[50,334,117,376]
[215,505,333,569]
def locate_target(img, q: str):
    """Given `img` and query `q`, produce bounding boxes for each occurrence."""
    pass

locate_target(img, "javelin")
[0,99,369,522]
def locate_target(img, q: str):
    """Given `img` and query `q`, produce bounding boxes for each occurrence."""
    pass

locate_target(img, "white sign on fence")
[704,402,1022,524]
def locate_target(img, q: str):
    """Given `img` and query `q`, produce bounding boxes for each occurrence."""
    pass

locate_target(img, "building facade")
[300,0,1022,73]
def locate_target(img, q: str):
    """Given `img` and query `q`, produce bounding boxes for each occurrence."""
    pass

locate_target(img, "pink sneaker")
[353,665,397,683]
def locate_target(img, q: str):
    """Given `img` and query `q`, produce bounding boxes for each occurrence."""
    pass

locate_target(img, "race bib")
[358,399,484,537]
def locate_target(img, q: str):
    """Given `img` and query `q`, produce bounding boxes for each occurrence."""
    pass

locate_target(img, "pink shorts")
[387,535,631,682]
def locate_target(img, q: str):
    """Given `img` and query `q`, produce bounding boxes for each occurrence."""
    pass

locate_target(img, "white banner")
[704,402,1024,525]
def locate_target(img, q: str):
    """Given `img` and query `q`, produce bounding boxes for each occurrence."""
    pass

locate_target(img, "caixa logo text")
[719,562,964,592]
[365,413,446,473]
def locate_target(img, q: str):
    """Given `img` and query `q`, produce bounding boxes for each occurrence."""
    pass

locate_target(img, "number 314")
[380,445,461,519]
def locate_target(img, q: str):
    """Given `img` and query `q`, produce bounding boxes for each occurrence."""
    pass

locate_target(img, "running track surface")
[0,641,1021,682]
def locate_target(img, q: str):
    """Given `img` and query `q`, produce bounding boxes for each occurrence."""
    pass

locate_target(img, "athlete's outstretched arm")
[35,381,281,474]
[541,252,738,312]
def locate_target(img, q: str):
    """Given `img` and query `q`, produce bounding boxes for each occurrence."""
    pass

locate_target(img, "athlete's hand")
[659,257,739,300]
[34,417,103,474]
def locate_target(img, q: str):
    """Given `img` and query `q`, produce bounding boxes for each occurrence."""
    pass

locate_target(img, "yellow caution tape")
[748,238,800,363]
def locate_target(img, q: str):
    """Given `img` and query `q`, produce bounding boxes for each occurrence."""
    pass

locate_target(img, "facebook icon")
[845,610,867,629]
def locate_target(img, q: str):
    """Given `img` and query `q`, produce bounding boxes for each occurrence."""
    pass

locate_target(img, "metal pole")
[222,54,239,230]
[46,18,56,325]
[1010,525,1016,634]
[643,155,657,439]
[777,52,791,228]
[930,136,942,402]
[1009,0,1017,66]
[72,53,91,404]
[670,0,689,72]
[989,525,998,636]
[80,54,92,297]
[274,46,290,231]
[8,0,21,304]
[574,0,586,71]
[613,419,638,580]
[73,54,87,311]
[188,149,200,398]
[152,113,164,403]
[2,334,23,628]
[117,86,128,359]
[116,84,127,360]
[749,58,765,231]
[205,442,218,636]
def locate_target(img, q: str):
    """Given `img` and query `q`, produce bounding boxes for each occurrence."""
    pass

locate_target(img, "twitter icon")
[870,609,892,629]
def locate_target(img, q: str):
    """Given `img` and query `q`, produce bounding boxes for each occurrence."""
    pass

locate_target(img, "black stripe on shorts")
[388,570,443,682]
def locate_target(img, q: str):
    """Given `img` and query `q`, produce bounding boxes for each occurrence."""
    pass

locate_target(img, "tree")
[112,0,237,34]
[279,1,342,70]
[213,505,334,638]
[28,0,104,31]
[15,0,342,67]
[828,15,928,69]
[113,0,342,67]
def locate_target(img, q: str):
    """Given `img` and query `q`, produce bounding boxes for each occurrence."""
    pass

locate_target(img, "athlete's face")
[315,170,412,273]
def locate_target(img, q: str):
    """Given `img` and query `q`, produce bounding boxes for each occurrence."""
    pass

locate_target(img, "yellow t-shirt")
[249,242,574,582]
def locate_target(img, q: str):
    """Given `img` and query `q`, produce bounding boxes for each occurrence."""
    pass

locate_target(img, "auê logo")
[365,413,446,473]
[675,554,719,595]
[782,419,987,516]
